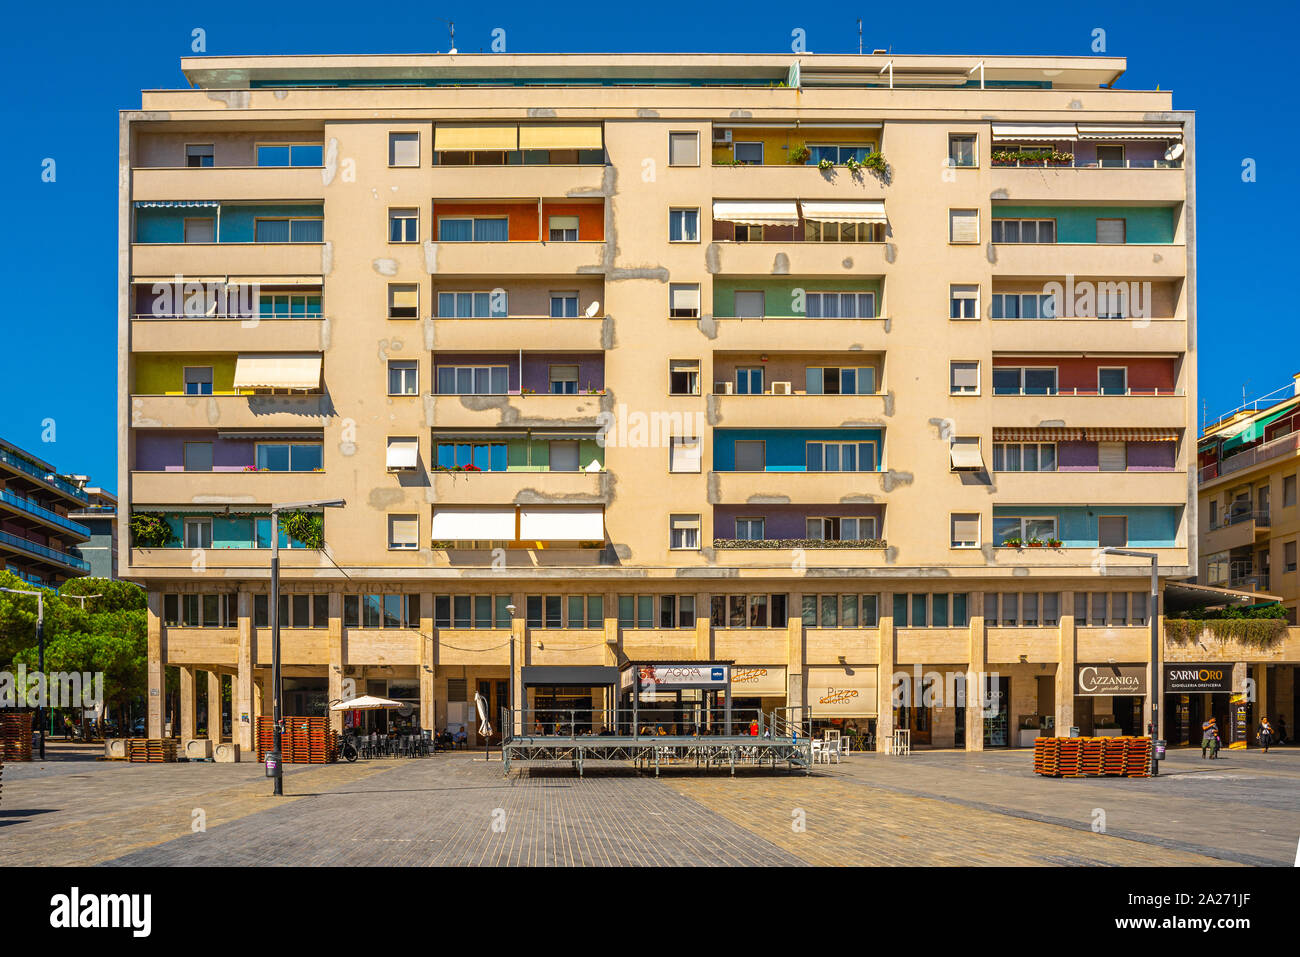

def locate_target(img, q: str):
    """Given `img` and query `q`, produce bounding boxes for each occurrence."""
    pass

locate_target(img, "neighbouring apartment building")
[120,51,1294,753]
[0,437,99,587]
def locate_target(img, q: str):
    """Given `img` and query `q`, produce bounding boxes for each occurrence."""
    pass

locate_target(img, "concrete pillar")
[327,591,344,734]
[1055,596,1077,740]
[419,591,435,733]
[179,666,197,743]
[695,609,711,660]
[1254,663,1269,745]
[512,612,527,719]
[206,671,222,743]
[967,596,986,752]
[786,602,804,714]
[876,597,894,752]
[146,591,164,738]
[235,591,254,751]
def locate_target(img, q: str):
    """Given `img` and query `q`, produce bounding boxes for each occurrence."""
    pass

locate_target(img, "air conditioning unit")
[715,381,734,395]
[712,128,733,145]
[213,742,241,763]
[184,738,213,761]
[771,381,793,396]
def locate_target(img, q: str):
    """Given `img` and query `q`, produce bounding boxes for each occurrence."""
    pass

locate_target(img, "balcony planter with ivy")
[1000,537,1023,549]
[277,510,324,550]
[130,512,179,548]
[712,537,887,550]
[788,144,811,165]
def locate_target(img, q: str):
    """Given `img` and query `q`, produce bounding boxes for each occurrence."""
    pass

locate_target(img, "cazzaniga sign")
[1076,664,1147,696]
[1164,664,1232,693]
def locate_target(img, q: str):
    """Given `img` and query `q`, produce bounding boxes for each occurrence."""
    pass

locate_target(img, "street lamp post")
[1102,547,1161,776]
[269,499,345,796]
[1,587,46,759]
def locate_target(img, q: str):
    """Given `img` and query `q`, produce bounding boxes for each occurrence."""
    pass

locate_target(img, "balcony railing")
[0,449,88,502]
[993,387,1181,397]
[713,538,886,549]
[991,158,1183,170]
[1209,508,1270,532]
[1204,430,1300,483]
[0,530,91,571]
[0,490,91,537]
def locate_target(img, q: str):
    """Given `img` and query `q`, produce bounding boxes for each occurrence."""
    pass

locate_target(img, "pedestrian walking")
[1201,716,1219,759]
[1258,717,1274,754]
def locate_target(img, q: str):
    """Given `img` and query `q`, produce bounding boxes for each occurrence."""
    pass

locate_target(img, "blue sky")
[2,0,1291,493]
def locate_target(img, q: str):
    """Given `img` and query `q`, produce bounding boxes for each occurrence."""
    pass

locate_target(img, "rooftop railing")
[0,449,88,502]
[0,530,91,571]
[0,490,91,538]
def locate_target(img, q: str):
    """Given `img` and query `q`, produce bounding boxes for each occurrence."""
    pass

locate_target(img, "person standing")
[1258,716,1274,754]
[1201,716,1219,759]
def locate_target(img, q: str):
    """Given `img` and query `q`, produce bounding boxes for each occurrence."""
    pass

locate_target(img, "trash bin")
[1069,726,1080,738]
[1154,739,1166,760]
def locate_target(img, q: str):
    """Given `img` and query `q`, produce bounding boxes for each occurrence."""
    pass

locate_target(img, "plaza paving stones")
[1,744,1295,866]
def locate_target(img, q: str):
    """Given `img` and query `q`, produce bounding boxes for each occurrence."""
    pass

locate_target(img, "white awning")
[232,354,321,390]
[518,507,604,542]
[430,508,516,540]
[133,200,221,208]
[991,123,1078,141]
[386,438,419,470]
[1076,124,1182,140]
[800,201,886,225]
[712,201,799,226]
[949,440,985,471]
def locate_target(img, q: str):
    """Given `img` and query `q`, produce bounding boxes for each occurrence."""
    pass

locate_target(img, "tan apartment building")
[118,51,1291,753]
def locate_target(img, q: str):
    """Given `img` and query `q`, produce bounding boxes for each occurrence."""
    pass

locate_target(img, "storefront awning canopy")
[518,507,604,542]
[799,201,886,225]
[1076,124,1182,140]
[232,354,321,390]
[430,508,516,540]
[712,201,799,226]
[991,123,1078,141]
[521,666,619,687]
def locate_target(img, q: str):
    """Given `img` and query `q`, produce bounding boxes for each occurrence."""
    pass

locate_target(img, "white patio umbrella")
[330,694,403,711]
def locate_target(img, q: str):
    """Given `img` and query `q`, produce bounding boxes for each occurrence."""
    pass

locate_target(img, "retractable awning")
[712,201,799,226]
[1084,427,1181,442]
[216,430,321,440]
[518,507,604,542]
[232,354,321,390]
[385,438,419,470]
[949,441,985,471]
[993,428,1086,442]
[518,124,603,150]
[1076,124,1182,140]
[1220,401,1299,452]
[799,201,887,225]
[991,123,1078,141]
[434,124,518,151]
[133,200,220,208]
[430,508,516,540]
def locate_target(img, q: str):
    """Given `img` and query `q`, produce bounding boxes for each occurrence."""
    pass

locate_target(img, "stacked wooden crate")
[256,716,337,764]
[126,738,178,762]
[1032,737,1154,778]
[0,713,33,762]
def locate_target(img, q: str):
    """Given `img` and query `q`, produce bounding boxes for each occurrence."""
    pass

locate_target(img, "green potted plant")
[129,512,179,548]
[1046,537,1063,548]
[788,143,810,165]
[844,155,863,175]
[1001,537,1023,548]
[861,151,888,176]
[278,510,324,550]
[817,157,835,172]
[1027,537,1044,548]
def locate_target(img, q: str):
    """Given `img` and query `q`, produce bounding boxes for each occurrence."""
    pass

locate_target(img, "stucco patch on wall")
[205,91,250,109]
[704,243,721,275]
[321,138,340,186]
[372,258,398,276]
[423,240,438,274]
[881,470,914,492]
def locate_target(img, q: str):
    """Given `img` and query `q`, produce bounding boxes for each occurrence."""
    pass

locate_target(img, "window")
[435,365,509,395]
[346,594,422,629]
[438,217,508,242]
[255,443,323,471]
[1096,144,1125,168]
[549,292,578,318]
[389,132,420,167]
[1097,515,1128,547]
[734,367,763,395]
[950,513,980,548]
[1098,367,1128,395]
[893,593,969,628]
[436,441,507,471]
[949,284,979,320]
[950,361,979,395]
[528,595,605,629]
[708,594,787,629]
[990,219,1056,244]
[184,518,213,549]
[548,215,579,242]
[804,221,882,243]
[185,144,214,168]
[733,440,766,472]
[805,367,876,396]
[175,592,239,628]
[548,365,579,395]
[439,291,508,318]
[992,367,1058,396]
[1284,475,1297,508]
[183,367,213,396]
[669,208,700,242]
[256,144,323,167]
[388,284,419,319]
[732,141,764,165]
[669,359,699,396]
[1096,286,1129,319]
[183,442,213,472]
[254,217,322,242]
[669,283,701,319]
[620,594,696,629]
[549,441,580,473]
[389,208,419,243]
[949,209,979,244]
[1072,592,1146,627]
[991,293,1057,319]
[806,145,872,165]
[733,290,765,318]
[983,592,1060,627]
[992,516,1058,545]
[805,291,876,319]
[1098,441,1127,472]
[183,218,215,243]
[992,443,1056,472]
[670,514,700,550]
[806,441,877,472]
[259,292,322,319]
[1096,218,1126,244]
[388,514,418,550]
[735,517,765,541]
[734,224,765,242]
[947,134,977,168]
[668,131,699,167]
[388,360,418,396]
[669,436,702,473]
[806,516,878,541]
[1284,541,1297,573]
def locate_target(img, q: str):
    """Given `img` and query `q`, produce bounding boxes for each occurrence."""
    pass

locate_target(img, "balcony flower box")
[712,538,886,550]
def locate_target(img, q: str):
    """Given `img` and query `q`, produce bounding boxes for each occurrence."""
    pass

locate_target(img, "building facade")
[0,437,96,587]
[121,51,1276,753]
[68,487,119,581]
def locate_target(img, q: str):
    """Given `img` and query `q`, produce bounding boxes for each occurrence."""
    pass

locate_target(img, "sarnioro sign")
[1075,664,1147,696]
[1164,664,1232,694]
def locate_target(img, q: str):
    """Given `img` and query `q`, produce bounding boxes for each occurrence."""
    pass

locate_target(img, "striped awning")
[133,200,220,208]
[1084,427,1181,442]
[993,427,1179,442]
[993,428,1084,442]
[1076,124,1182,140]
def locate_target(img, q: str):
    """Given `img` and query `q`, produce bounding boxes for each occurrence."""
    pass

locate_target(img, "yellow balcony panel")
[131,166,326,202]
[131,394,333,431]
[992,243,1186,279]
[160,627,238,668]
[131,547,332,573]
[990,318,1187,354]
[130,470,329,507]
[431,164,606,199]
[1201,519,1260,555]
[710,163,891,199]
[710,393,888,429]
[342,630,420,667]
[431,317,605,352]
[714,545,890,569]
[432,469,608,505]
[432,630,513,667]
[132,242,327,278]
[712,629,794,665]
[993,393,1187,429]
[131,317,328,353]
[993,470,1187,506]
[803,630,880,665]
[428,393,605,429]
[709,470,888,505]
[991,546,1187,571]
[620,631,699,661]
[894,628,971,665]
[705,316,888,352]
[429,241,606,277]
[707,241,889,277]
[1076,627,1153,663]
[986,628,1061,664]
[990,166,1185,204]
[253,628,330,666]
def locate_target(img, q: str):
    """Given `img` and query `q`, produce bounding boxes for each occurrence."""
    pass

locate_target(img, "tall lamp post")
[1,586,45,759]
[1102,547,1161,776]
[269,498,345,796]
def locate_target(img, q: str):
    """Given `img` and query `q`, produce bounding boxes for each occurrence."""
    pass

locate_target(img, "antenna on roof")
[437,18,456,54]
[858,19,862,55]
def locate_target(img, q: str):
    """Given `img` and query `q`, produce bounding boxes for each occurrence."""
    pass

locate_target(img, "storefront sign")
[730,666,786,697]
[1075,664,1147,697]
[806,666,878,717]
[637,664,729,688]
[1164,664,1232,694]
